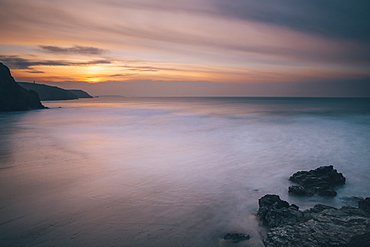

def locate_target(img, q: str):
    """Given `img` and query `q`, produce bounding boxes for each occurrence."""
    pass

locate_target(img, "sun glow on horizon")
[1,0,369,96]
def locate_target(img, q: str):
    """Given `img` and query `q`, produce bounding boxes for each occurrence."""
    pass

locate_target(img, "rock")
[289,165,345,197]
[341,196,364,205]
[308,203,336,213]
[343,231,370,247]
[317,188,337,197]
[257,195,304,228]
[224,233,250,243]
[288,185,313,196]
[0,63,45,111]
[359,198,370,213]
[258,194,370,247]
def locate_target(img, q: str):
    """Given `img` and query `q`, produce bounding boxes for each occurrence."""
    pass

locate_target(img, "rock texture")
[344,231,370,247]
[289,165,345,197]
[18,82,78,100]
[257,194,304,228]
[359,197,370,213]
[0,63,45,111]
[223,233,250,243]
[258,195,370,247]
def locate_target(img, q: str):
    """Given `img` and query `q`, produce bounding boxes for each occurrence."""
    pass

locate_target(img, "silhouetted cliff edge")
[0,63,45,112]
[18,82,78,100]
[18,83,93,100]
[67,89,93,98]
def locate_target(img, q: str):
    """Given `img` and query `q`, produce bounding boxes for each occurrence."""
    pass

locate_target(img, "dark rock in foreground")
[344,231,370,247]
[0,63,45,111]
[257,194,304,228]
[224,233,250,243]
[359,197,370,213]
[258,194,370,247]
[289,165,345,197]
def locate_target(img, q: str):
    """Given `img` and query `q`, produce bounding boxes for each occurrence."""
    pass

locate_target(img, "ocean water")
[0,97,369,247]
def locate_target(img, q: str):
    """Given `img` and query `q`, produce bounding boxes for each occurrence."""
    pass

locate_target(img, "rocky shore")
[288,165,345,197]
[256,166,370,247]
[258,194,370,247]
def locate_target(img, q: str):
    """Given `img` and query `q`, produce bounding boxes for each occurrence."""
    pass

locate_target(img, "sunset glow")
[1,0,369,96]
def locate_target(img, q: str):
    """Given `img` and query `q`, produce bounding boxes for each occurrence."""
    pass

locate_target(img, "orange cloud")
[1,0,369,96]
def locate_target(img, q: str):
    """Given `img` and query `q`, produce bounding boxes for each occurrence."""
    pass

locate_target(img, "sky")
[1,0,370,97]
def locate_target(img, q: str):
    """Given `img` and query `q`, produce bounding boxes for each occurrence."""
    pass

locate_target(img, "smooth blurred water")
[1,97,370,247]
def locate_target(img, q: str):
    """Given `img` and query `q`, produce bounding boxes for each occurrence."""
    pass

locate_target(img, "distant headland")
[0,62,94,112]
[18,82,93,101]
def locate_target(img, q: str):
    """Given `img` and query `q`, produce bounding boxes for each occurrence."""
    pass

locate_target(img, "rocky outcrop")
[288,165,345,197]
[359,198,370,213]
[0,63,45,111]
[257,194,304,228]
[258,195,370,247]
[344,231,370,247]
[67,89,93,98]
[223,233,250,243]
[18,82,78,100]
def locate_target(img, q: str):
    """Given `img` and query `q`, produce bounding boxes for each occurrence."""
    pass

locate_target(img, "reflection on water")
[0,97,370,247]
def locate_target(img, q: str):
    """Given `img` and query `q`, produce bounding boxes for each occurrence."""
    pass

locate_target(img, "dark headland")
[18,82,93,100]
[0,62,45,111]
[67,89,93,99]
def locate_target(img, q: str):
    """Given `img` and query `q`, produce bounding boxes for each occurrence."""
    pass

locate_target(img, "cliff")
[0,63,45,112]
[67,89,93,98]
[18,82,78,101]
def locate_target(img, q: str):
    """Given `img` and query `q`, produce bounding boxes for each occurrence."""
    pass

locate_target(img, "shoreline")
[252,166,370,247]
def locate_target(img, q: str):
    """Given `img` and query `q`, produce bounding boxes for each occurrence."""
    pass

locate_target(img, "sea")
[1,97,370,247]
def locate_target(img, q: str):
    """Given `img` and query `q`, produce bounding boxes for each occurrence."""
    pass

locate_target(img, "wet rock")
[224,233,250,243]
[343,231,370,247]
[341,196,364,206]
[359,198,370,213]
[317,188,337,197]
[257,194,304,228]
[289,165,345,197]
[288,185,313,196]
[258,194,370,247]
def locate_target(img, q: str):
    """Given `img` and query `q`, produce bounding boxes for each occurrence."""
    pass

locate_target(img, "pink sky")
[1,0,369,96]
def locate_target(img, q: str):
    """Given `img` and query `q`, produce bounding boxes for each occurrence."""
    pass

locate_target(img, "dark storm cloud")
[0,55,111,69]
[39,45,107,55]
[214,0,370,43]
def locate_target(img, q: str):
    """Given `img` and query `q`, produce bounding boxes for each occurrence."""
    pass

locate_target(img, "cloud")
[42,77,370,98]
[97,1,370,45]
[122,65,158,72]
[108,74,126,77]
[213,0,370,44]
[0,55,111,70]
[38,45,107,55]
[27,70,45,74]
[1,0,369,68]
[1,0,369,97]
